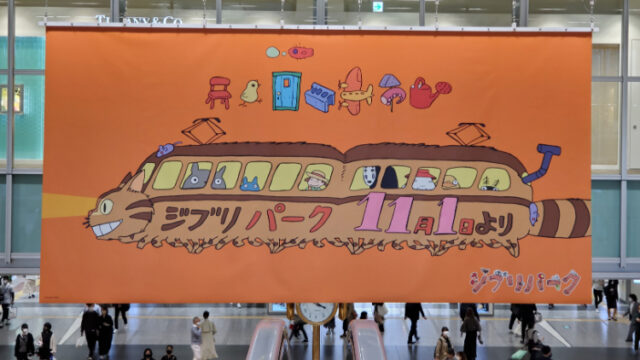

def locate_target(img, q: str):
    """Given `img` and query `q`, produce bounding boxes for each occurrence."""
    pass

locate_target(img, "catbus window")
[141,163,155,183]
[211,161,242,190]
[240,162,272,191]
[181,162,213,189]
[152,161,183,190]
[442,167,477,190]
[479,168,511,191]
[380,165,411,189]
[299,164,334,191]
[350,165,381,190]
[412,167,441,191]
[270,163,302,191]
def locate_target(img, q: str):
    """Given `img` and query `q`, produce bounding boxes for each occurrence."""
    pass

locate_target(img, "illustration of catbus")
[86,142,591,257]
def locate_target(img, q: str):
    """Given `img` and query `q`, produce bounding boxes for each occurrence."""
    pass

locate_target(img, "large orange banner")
[42,28,591,303]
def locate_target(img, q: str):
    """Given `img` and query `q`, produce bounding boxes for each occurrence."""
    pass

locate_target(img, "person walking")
[605,279,619,320]
[324,316,336,335]
[36,322,56,360]
[626,294,639,342]
[114,304,130,331]
[372,303,387,333]
[340,303,356,338]
[460,307,481,360]
[633,303,640,351]
[519,304,537,344]
[289,314,309,342]
[434,326,453,360]
[191,316,202,360]
[593,279,604,310]
[200,311,218,359]
[141,348,155,360]
[98,305,113,359]
[14,323,35,360]
[0,276,15,328]
[404,303,426,344]
[509,304,521,334]
[81,303,100,360]
[160,345,177,360]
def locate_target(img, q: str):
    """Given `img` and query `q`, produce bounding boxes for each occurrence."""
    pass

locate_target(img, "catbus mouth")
[92,220,123,237]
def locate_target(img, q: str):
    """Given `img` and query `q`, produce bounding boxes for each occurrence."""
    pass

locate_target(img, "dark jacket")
[404,303,425,320]
[605,281,619,300]
[460,315,481,333]
[161,355,177,360]
[459,303,479,320]
[14,333,35,357]
[520,304,537,323]
[98,314,114,340]
[81,309,100,334]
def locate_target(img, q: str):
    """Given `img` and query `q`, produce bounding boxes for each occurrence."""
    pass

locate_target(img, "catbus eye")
[99,199,113,215]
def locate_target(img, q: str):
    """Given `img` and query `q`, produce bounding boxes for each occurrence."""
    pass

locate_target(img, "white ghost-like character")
[362,166,379,188]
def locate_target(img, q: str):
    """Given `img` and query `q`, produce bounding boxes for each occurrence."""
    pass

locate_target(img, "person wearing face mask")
[36,322,56,360]
[141,348,155,360]
[160,345,177,360]
[98,305,114,359]
[191,317,202,360]
[434,326,453,360]
[14,323,35,360]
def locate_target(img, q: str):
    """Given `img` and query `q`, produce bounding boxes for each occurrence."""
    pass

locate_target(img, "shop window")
[270,163,302,191]
[211,161,242,190]
[412,167,441,191]
[299,164,334,191]
[152,161,183,190]
[240,162,272,192]
[350,165,381,190]
[478,168,510,191]
[0,85,23,114]
[380,165,411,189]
[181,162,212,189]
[141,163,155,183]
[442,167,477,190]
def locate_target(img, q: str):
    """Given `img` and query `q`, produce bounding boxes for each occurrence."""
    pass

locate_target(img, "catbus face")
[86,142,590,257]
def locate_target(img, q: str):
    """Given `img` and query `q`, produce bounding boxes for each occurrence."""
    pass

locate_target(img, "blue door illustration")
[272,71,302,111]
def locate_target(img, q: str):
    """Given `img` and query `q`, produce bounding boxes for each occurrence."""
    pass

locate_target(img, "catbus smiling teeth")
[86,141,591,257]
[91,220,123,237]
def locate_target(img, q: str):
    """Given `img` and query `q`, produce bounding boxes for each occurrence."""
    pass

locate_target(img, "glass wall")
[0,0,639,270]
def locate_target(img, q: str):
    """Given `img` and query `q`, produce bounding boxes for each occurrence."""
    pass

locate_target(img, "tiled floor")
[0,302,635,359]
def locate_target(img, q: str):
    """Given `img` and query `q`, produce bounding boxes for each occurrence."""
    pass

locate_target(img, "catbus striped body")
[86,142,591,257]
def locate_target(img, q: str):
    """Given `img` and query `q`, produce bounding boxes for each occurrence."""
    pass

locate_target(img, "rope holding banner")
[44,0,48,25]
[435,0,439,30]
[202,0,207,27]
[589,0,595,31]
[358,0,362,28]
[280,0,285,26]
[511,0,517,28]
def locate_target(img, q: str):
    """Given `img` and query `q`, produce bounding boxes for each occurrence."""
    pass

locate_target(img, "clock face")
[298,303,337,325]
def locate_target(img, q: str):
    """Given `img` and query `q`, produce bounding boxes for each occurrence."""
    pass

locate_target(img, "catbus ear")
[119,172,133,188]
[127,171,145,193]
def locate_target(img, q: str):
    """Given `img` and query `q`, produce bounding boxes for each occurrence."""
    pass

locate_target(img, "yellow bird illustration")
[239,80,261,106]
